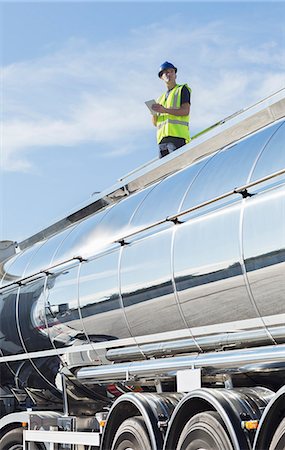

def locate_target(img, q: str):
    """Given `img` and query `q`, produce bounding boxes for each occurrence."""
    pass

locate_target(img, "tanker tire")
[0,428,23,450]
[269,417,285,450]
[0,427,46,450]
[176,411,234,450]
[111,416,152,450]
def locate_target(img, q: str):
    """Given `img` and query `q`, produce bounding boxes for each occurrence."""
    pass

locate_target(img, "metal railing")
[1,167,284,292]
[115,167,285,244]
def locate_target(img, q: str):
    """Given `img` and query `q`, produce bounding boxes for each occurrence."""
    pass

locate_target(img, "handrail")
[169,167,285,220]
[0,256,85,291]
[116,167,285,243]
[1,167,284,292]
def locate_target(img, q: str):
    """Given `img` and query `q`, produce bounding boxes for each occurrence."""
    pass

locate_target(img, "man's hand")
[151,102,190,116]
[152,114,158,127]
[151,103,167,114]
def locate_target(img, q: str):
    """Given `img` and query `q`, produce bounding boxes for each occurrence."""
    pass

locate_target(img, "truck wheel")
[0,428,23,450]
[111,416,152,450]
[176,411,233,450]
[269,417,285,450]
[0,428,45,450]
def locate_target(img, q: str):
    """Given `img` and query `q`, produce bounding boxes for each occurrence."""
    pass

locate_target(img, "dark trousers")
[158,142,177,159]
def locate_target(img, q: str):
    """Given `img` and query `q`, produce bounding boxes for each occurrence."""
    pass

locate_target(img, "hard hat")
[158,61,177,78]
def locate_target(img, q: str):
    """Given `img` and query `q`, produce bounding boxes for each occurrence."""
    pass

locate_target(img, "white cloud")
[2,20,284,172]
[237,42,285,67]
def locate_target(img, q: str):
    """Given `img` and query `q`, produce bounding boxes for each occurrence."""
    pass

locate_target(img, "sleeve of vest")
[181,85,191,104]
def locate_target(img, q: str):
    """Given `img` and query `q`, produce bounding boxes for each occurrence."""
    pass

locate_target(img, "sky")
[1,0,284,244]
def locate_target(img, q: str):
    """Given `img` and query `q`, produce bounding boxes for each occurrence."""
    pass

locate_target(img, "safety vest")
[156,84,191,144]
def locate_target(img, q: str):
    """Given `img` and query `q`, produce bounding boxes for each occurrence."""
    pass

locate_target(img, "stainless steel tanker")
[0,89,285,450]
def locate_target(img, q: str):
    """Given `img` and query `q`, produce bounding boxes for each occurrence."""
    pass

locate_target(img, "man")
[151,61,191,158]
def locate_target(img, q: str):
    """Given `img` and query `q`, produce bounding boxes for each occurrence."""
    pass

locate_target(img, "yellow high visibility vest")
[156,84,191,144]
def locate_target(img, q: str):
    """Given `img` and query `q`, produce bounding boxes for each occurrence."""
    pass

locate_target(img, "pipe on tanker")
[106,326,285,362]
[77,343,285,383]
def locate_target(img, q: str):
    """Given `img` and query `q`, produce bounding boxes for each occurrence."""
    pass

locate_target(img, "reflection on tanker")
[2,241,281,357]
[0,120,284,361]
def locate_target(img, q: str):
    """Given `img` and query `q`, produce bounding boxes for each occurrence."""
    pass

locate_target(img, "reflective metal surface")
[120,229,185,336]
[173,202,268,340]
[23,228,73,278]
[106,325,285,361]
[55,186,154,264]
[180,124,278,215]
[16,276,63,390]
[95,185,154,244]
[77,343,285,383]
[241,121,285,342]
[0,116,284,393]
[50,210,108,263]
[250,122,285,182]
[0,286,23,355]
[42,264,83,348]
[1,243,43,287]
[79,250,130,340]
[130,159,208,231]
[243,186,285,335]
[17,277,49,352]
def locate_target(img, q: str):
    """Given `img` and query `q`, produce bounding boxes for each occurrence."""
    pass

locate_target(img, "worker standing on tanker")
[151,62,191,158]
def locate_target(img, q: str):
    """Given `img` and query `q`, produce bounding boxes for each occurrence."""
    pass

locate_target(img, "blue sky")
[1,1,284,243]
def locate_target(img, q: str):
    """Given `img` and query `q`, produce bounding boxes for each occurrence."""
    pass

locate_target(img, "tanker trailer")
[0,89,285,450]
